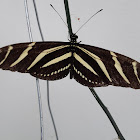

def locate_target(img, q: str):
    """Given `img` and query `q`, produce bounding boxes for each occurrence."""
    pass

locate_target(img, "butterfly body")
[0,41,140,89]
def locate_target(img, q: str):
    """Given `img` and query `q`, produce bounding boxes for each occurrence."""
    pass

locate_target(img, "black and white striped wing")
[0,41,140,89]
[0,42,71,80]
[73,44,140,89]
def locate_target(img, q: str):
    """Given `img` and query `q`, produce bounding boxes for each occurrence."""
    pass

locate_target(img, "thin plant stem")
[24,0,33,41]
[36,78,44,140]
[64,0,73,35]
[46,81,59,140]
[63,0,125,139]
[32,0,44,41]
[32,0,59,140]
[24,1,44,140]
[89,87,125,140]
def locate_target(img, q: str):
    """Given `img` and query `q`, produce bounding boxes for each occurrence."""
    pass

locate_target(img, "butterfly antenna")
[50,4,68,27]
[75,9,103,34]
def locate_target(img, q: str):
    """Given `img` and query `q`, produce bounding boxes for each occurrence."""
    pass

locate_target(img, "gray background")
[0,0,140,140]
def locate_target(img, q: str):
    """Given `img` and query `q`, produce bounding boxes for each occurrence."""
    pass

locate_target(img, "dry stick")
[63,0,125,139]
[32,1,59,140]
[24,1,44,140]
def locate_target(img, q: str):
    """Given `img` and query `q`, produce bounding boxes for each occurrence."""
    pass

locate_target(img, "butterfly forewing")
[73,44,140,89]
[0,42,72,80]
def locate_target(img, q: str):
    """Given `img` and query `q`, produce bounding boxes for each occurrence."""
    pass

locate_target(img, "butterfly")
[0,34,139,89]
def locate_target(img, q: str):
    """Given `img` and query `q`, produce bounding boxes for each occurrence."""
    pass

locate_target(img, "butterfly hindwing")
[29,44,72,80]
[72,45,109,87]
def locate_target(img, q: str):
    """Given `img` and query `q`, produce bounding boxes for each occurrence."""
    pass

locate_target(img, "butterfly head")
[70,34,78,44]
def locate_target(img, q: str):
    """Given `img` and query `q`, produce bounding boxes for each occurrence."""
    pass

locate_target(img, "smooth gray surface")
[0,0,140,140]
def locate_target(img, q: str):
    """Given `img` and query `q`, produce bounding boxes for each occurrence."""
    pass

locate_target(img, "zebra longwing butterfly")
[0,35,140,89]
